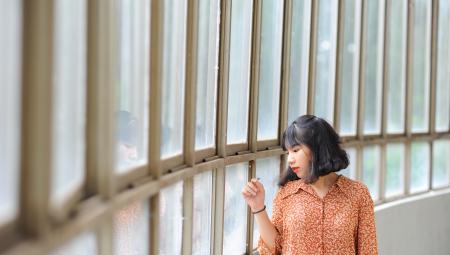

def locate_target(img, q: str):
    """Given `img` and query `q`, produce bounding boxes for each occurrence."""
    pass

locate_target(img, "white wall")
[375,189,450,255]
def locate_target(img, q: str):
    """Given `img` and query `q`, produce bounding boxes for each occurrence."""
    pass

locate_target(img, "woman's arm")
[357,185,379,255]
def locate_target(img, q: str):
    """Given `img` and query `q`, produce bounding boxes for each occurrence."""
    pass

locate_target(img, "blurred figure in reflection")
[116,110,140,169]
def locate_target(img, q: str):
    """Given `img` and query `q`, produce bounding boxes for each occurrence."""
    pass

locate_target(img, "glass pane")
[363,0,384,134]
[161,1,187,158]
[223,163,248,254]
[115,0,150,171]
[432,139,450,188]
[195,0,220,150]
[114,201,150,255]
[193,171,213,255]
[227,0,253,144]
[410,141,430,193]
[159,181,183,255]
[411,0,431,133]
[51,232,97,255]
[340,147,356,180]
[435,0,450,132]
[51,0,87,204]
[252,157,280,248]
[339,0,361,136]
[257,0,284,140]
[0,0,21,225]
[314,0,338,125]
[386,0,407,134]
[362,145,380,201]
[288,0,311,124]
[385,143,405,198]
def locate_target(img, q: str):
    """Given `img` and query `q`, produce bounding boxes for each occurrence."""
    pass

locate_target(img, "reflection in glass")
[410,142,430,193]
[340,148,356,180]
[195,0,220,150]
[314,0,338,124]
[114,201,150,255]
[161,0,187,158]
[339,0,361,136]
[223,163,248,254]
[0,0,21,225]
[193,171,213,255]
[387,0,407,134]
[159,181,183,255]
[385,143,405,198]
[362,145,380,200]
[257,0,284,140]
[363,0,384,134]
[288,0,311,124]
[253,157,280,248]
[51,231,97,255]
[51,0,87,204]
[115,0,150,170]
[411,0,431,133]
[435,0,450,132]
[227,0,253,144]
[432,140,450,188]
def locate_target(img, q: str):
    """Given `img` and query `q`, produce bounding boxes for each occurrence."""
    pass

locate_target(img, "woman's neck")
[311,172,339,190]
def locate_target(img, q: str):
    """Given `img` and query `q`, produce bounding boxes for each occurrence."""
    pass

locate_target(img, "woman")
[242,115,378,254]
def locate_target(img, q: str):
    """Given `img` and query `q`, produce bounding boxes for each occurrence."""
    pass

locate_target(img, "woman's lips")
[292,167,300,173]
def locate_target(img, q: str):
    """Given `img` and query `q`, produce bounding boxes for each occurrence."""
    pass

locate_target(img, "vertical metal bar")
[382,0,392,139]
[357,0,367,141]
[405,140,411,195]
[216,0,231,158]
[20,0,54,237]
[184,0,199,167]
[98,215,114,255]
[246,161,256,253]
[150,195,160,255]
[307,0,318,114]
[334,0,345,131]
[182,178,194,255]
[249,0,261,153]
[212,167,225,255]
[279,0,292,139]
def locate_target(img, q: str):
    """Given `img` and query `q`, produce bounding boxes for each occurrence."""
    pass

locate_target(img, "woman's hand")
[242,178,265,212]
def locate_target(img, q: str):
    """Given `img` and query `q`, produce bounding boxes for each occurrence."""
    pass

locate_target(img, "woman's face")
[287,144,312,179]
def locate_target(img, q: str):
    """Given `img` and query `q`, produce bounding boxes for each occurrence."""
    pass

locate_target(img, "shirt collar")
[279,174,352,200]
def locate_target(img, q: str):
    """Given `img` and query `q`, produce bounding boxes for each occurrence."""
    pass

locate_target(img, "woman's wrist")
[252,205,266,214]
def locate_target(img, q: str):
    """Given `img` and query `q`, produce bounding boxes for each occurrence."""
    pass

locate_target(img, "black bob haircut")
[279,115,349,186]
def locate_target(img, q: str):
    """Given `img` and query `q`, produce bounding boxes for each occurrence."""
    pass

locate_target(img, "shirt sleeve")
[356,185,379,255]
[257,191,284,255]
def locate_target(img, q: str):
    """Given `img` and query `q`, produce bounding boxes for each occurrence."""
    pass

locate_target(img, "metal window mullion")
[379,143,387,202]
[247,161,256,253]
[405,0,413,138]
[212,167,225,255]
[20,0,55,237]
[249,0,261,153]
[307,0,318,114]
[216,0,232,158]
[333,0,345,131]
[381,0,391,139]
[182,178,194,255]
[357,0,367,141]
[279,0,292,141]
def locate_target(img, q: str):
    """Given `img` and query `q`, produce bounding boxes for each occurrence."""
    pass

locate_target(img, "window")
[252,157,280,248]
[195,0,220,150]
[411,0,431,133]
[410,141,430,193]
[287,0,311,124]
[432,139,450,188]
[159,182,183,254]
[362,145,381,200]
[193,171,213,255]
[257,0,284,140]
[385,143,405,198]
[223,163,248,254]
[113,201,150,255]
[227,0,253,145]
[363,0,384,134]
[0,0,22,225]
[435,0,450,132]
[314,0,338,125]
[386,0,407,134]
[161,0,187,158]
[51,0,87,205]
[51,231,97,255]
[339,0,361,136]
[115,0,150,171]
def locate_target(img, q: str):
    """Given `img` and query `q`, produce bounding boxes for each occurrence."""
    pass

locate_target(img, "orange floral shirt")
[258,175,378,255]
